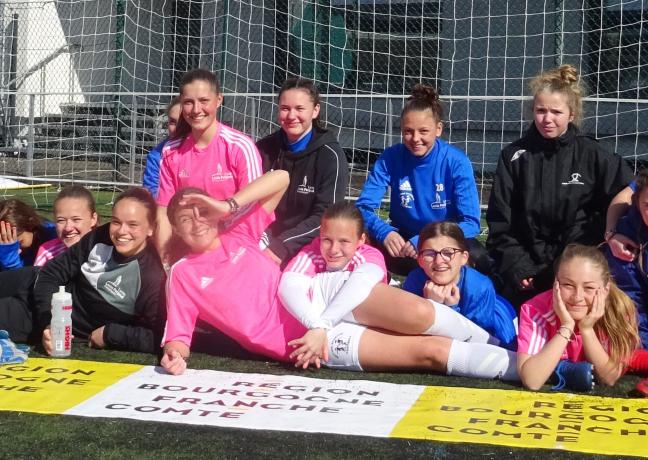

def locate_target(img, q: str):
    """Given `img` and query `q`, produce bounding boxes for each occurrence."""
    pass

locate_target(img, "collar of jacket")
[526,122,578,154]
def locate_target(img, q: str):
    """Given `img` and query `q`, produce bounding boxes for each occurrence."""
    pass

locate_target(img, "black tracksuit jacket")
[486,123,633,293]
[257,127,349,264]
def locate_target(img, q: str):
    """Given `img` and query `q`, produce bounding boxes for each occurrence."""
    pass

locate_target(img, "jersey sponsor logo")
[561,172,584,185]
[211,163,234,182]
[399,178,414,209]
[510,149,527,162]
[179,169,189,178]
[104,275,126,300]
[430,191,450,210]
[297,176,315,195]
[230,246,247,264]
[200,277,214,289]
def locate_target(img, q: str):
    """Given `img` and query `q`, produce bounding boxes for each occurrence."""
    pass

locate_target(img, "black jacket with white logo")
[257,126,349,263]
[34,224,165,353]
[486,123,633,290]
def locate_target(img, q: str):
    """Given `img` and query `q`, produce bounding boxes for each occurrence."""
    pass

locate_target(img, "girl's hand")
[0,221,18,245]
[42,327,53,355]
[578,288,606,332]
[608,233,639,262]
[288,328,329,369]
[399,241,417,258]
[160,341,190,375]
[383,232,406,258]
[88,326,106,348]
[552,281,575,330]
[519,277,534,290]
[424,281,460,305]
[179,194,231,221]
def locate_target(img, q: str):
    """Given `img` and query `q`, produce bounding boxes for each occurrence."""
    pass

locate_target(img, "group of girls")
[0,185,164,352]
[1,62,647,394]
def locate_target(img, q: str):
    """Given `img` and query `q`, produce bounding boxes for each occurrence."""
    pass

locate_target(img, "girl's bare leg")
[352,283,492,343]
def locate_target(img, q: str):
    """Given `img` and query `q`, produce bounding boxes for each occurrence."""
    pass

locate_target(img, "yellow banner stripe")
[391,386,648,457]
[0,358,143,413]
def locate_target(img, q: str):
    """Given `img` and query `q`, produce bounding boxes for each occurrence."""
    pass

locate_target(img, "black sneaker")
[551,360,594,392]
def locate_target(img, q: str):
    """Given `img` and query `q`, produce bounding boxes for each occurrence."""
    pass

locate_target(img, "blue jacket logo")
[399,179,414,209]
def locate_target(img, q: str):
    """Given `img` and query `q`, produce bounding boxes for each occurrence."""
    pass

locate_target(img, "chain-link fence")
[1,0,647,206]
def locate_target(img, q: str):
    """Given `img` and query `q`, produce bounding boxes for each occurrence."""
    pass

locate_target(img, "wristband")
[604,229,616,242]
[557,326,573,342]
[225,197,240,215]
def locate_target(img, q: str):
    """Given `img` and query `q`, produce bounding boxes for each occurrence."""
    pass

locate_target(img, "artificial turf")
[1,186,645,458]
[1,341,646,460]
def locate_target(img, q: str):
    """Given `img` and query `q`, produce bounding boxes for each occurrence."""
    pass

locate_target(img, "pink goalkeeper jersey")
[163,204,306,361]
[518,290,610,362]
[34,238,66,266]
[284,237,388,281]
[157,123,263,206]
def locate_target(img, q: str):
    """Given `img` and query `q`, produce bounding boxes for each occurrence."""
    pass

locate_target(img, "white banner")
[65,366,425,437]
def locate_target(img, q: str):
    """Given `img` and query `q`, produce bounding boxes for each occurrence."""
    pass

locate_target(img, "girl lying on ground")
[403,221,517,349]
[517,244,639,392]
[34,185,98,266]
[160,172,518,382]
[0,198,57,271]
[0,188,165,352]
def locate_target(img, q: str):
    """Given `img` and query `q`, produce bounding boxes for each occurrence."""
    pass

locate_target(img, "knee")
[417,337,450,371]
[412,297,435,327]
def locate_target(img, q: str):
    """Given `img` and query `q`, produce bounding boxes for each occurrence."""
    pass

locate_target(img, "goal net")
[0,0,646,216]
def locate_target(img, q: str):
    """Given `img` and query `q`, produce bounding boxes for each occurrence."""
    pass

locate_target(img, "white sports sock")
[446,340,519,381]
[424,299,498,345]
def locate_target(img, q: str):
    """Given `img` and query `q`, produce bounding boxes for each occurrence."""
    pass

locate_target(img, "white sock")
[446,340,519,381]
[424,299,498,345]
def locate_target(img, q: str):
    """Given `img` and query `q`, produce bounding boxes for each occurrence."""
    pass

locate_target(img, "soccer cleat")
[551,360,594,392]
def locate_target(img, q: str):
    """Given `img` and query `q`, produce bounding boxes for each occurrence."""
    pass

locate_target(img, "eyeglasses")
[419,247,463,261]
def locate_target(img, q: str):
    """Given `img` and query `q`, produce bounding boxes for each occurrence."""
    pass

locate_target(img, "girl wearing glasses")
[403,221,517,349]
[160,183,518,383]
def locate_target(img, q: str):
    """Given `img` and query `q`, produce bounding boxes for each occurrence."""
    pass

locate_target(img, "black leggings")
[0,266,39,343]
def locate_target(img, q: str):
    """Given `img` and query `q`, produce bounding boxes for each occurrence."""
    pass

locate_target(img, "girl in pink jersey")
[155,69,263,265]
[517,244,639,391]
[35,185,98,266]
[162,179,518,382]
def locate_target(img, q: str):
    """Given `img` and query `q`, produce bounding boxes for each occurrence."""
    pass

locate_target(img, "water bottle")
[50,286,72,357]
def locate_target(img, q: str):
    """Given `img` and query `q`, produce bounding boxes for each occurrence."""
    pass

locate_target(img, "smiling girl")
[34,185,98,266]
[403,221,517,349]
[256,78,348,266]
[486,64,633,307]
[155,69,263,264]
[356,84,484,276]
[518,244,639,391]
